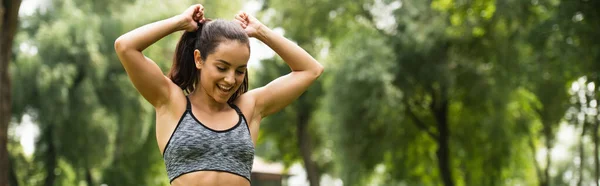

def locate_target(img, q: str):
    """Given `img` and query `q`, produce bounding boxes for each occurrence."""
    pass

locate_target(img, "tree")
[555,1,600,184]
[1,0,22,185]
[254,0,373,185]
[317,0,561,185]
[565,77,599,186]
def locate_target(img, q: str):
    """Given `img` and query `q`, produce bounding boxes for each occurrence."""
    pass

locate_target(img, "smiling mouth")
[217,84,233,93]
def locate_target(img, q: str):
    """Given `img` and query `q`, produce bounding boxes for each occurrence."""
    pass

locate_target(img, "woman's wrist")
[255,24,271,42]
[170,15,190,32]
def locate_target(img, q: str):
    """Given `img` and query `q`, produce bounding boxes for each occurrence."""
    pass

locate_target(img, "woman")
[114,3,323,186]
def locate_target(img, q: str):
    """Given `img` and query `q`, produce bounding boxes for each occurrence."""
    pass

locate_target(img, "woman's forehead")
[210,41,250,66]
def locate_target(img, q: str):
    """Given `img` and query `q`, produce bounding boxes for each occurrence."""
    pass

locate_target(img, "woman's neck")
[188,88,229,113]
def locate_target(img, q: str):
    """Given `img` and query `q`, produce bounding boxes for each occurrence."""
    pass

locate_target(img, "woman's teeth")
[218,85,232,92]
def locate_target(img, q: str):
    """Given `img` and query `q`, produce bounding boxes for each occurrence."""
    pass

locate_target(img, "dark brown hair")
[168,19,250,103]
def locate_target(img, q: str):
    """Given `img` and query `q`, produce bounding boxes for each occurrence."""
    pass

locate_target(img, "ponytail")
[168,22,203,94]
[168,20,250,103]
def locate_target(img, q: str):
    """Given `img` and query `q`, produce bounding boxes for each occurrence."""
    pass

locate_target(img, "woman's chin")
[213,94,231,103]
[215,88,234,103]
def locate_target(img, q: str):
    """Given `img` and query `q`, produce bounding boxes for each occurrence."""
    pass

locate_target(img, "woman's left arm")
[235,12,324,118]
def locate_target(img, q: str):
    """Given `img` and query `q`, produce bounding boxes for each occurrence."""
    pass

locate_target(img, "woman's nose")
[224,72,235,84]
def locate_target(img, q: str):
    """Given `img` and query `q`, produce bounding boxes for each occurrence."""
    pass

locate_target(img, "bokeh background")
[2,0,600,185]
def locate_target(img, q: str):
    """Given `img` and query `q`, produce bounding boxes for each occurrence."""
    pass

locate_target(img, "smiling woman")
[114,3,323,186]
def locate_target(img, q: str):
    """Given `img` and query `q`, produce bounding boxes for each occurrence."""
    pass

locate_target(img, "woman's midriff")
[170,171,251,186]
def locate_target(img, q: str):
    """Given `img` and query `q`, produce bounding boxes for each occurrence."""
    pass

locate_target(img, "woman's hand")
[234,11,265,38]
[178,4,206,32]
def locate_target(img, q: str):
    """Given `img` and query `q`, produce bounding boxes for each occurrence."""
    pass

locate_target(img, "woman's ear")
[193,49,203,69]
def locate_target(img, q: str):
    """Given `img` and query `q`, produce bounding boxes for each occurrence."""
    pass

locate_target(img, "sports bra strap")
[229,103,243,115]
[185,96,191,111]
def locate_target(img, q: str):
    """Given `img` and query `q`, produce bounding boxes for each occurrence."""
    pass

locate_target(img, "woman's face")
[195,40,250,103]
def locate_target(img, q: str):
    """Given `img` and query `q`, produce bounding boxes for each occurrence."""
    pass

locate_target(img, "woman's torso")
[170,170,250,186]
[155,88,261,186]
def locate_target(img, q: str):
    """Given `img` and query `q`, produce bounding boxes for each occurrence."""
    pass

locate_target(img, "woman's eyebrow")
[216,59,247,68]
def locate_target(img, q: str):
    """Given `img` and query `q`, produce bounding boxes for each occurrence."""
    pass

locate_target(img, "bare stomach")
[170,171,251,186]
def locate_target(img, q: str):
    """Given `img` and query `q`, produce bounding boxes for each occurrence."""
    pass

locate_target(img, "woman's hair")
[168,19,250,103]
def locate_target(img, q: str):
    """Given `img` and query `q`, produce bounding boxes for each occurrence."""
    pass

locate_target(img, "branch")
[404,99,438,140]
[528,135,544,183]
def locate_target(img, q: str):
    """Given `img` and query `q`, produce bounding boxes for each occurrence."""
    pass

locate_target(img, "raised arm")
[235,12,324,117]
[114,4,205,107]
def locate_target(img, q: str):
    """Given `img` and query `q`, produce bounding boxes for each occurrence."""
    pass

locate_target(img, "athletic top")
[162,96,255,183]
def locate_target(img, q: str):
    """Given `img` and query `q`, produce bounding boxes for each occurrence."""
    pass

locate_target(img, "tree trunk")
[529,136,544,186]
[431,86,454,186]
[44,127,57,186]
[1,1,22,186]
[594,121,599,186]
[8,155,18,186]
[578,122,588,186]
[540,122,553,186]
[459,162,470,186]
[85,168,93,186]
[297,110,320,186]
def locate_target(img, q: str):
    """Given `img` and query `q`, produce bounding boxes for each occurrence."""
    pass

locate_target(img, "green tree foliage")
[256,0,597,186]
[6,0,600,185]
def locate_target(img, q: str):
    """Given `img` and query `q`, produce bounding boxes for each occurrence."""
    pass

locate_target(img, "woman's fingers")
[236,11,249,21]
[188,4,203,15]
[184,4,204,22]
[234,19,246,29]
[194,4,204,13]
[234,14,247,26]
[235,14,244,21]
[194,6,204,21]
[237,11,245,17]
[197,5,204,19]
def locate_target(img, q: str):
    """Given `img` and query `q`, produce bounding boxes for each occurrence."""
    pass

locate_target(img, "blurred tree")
[384,0,533,185]
[325,24,404,185]
[566,77,597,186]
[383,0,583,185]
[1,0,22,186]
[11,0,125,184]
[246,0,596,185]
[254,1,372,185]
[555,1,600,185]
[298,0,580,185]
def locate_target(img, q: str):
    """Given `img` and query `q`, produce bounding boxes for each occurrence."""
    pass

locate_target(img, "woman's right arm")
[114,4,204,107]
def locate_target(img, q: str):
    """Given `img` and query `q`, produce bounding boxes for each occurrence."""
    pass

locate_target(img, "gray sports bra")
[162,96,254,183]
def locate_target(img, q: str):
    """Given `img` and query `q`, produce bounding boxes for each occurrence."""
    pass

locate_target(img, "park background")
[1,0,600,185]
